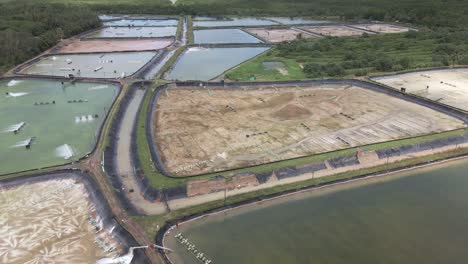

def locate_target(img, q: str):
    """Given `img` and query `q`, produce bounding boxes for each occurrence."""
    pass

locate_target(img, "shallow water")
[0,178,120,263]
[193,18,278,27]
[167,47,269,81]
[194,29,262,44]
[103,19,178,27]
[21,52,157,79]
[166,159,468,264]
[86,27,177,39]
[0,79,118,174]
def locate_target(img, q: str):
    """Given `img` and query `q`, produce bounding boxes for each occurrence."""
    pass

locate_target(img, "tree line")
[0,1,100,74]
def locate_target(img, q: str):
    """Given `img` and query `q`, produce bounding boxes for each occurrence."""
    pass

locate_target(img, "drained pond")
[0,173,132,263]
[165,159,468,264]
[166,47,269,81]
[0,79,118,175]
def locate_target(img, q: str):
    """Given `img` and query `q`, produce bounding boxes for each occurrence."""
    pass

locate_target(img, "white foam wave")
[7,80,23,87]
[11,138,31,148]
[75,115,95,123]
[88,85,109,91]
[6,92,28,97]
[55,144,74,160]
[3,122,25,132]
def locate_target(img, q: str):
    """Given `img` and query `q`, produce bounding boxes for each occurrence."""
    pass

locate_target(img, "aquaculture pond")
[265,17,330,25]
[193,18,278,27]
[20,52,157,79]
[103,19,179,27]
[165,159,468,264]
[86,27,177,38]
[194,29,263,44]
[0,79,118,175]
[0,175,125,263]
[166,47,269,81]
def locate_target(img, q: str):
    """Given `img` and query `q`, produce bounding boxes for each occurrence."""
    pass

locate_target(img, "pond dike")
[107,79,468,212]
[0,169,150,264]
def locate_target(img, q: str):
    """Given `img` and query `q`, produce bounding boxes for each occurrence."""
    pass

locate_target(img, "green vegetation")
[175,16,183,39]
[187,16,194,45]
[134,144,468,239]
[228,30,468,80]
[226,54,306,81]
[0,1,100,74]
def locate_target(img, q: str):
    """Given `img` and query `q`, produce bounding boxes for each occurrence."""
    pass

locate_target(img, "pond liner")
[0,170,150,264]
[275,161,327,180]
[328,153,360,168]
[255,171,275,184]
[376,134,468,159]
[103,81,144,214]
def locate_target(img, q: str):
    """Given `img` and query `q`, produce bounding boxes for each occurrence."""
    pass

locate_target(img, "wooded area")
[0,1,100,74]
[1,0,468,74]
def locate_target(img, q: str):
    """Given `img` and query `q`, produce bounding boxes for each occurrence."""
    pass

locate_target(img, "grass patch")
[187,16,194,45]
[226,54,306,81]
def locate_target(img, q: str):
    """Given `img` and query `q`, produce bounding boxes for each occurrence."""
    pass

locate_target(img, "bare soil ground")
[372,69,468,111]
[352,23,410,33]
[299,25,373,37]
[153,84,465,177]
[245,28,319,43]
[57,39,173,53]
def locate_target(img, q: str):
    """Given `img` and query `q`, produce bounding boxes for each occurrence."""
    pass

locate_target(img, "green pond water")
[194,29,263,44]
[167,47,269,81]
[21,52,157,79]
[86,27,177,38]
[103,19,178,27]
[166,159,468,264]
[0,79,118,175]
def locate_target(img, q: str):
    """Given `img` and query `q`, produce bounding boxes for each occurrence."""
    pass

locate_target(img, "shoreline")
[160,152,468,264]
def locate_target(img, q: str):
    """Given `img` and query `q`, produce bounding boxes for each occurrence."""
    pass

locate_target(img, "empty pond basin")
[265,17,330,25]
[166,47,269,81]
[86,27,177,38]
[194,29,263,44]
[103,19,179,27]
[20,52,157,79]
[0,175,126,263]
[193,17,279,27]
[58,39,173,53]
[0,79,118,175]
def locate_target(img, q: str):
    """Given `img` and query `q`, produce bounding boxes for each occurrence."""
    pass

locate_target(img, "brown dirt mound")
[273,104,311,120]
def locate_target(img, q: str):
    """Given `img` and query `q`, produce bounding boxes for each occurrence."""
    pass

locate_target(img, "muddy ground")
[299,25,373,37]
[245,28,319,43]
[372,69,468,111]
[352,23,410,33]
[152,84,465,176]
[58,39,174,53]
